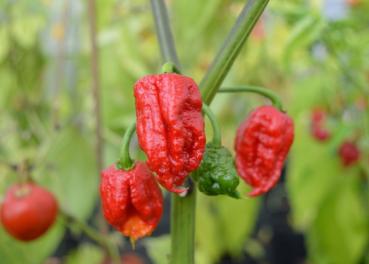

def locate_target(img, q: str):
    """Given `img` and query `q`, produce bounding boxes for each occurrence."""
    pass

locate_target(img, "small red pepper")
[235,106,294,196]
[310,108,331,142]
[100,162,163,241]
[134,73,206,193]
[338,140,360,167]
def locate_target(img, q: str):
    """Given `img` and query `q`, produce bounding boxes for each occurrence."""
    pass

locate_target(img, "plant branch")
[219,85,284,111]
[87,0,103,172]
[200,0,270,104]
[150,1,194,263]
[150,0,181,68]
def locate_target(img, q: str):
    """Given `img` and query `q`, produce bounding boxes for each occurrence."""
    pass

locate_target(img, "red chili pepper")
[235,106,294,196]
[338,140,360,167]
[0,183,58,241]
[310,108,331,141]
[100,162,163,241]
[134,73,206,193]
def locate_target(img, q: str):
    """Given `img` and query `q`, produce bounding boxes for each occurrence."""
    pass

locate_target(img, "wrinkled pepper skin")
[100,162,163,240]
[235,106,294,197]
[0,183,58,241]
[193,143,240,198]
[134,73,206,193]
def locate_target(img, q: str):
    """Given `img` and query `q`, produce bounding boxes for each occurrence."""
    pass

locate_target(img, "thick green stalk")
[150,0,181,68]
[150,1,193,264]
[150,0,269,263]
[200,0,270,104]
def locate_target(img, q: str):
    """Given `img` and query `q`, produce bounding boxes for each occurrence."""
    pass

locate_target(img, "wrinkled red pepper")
[100,162,163,240]
[235,106,294,196]
[338,140,360,167]
[134,73,206,193]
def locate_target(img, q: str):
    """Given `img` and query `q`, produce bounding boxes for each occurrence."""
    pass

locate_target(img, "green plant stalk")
[150,0,269,263]
[150,0,181,68]
[200,0,270,104]
[118,122,136,170]
[219,85,284,111]
[150,1,194,263]
[202,104,222,146]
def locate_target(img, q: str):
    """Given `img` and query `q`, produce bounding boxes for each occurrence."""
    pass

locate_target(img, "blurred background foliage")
[0,0,368,263]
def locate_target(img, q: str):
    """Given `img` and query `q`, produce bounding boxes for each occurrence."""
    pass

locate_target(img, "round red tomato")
[0,183,58,241]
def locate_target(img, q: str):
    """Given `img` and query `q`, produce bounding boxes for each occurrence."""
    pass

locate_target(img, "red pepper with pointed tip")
[235,106,294,196]
[0,183,58,241]
[134,73,206,193]
[338,140,360,167]
[100,162,163,241]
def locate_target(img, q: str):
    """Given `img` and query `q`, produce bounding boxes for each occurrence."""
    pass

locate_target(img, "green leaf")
[0,218,65,264]
[282,13,325,70]
[307,176,369,264]
[144,235,171,264]
[288,112,342,229]
[65,243,104,264]
[195,185,259,263]
[38,127,99,220]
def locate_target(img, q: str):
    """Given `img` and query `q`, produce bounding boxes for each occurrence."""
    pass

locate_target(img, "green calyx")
[161,62,180,74]
[194,143,240,199]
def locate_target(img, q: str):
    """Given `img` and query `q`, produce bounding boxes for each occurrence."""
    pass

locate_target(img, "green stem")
[150,1,194,263]
[150,0,269,263]
[161,62,180,74]
[200,0,270,104]
[150,0,181,68]
[170,186,196,264]
[202,104,222,146]
[60,210,120,264]
[118,123,136,170]
[219,85,284,111]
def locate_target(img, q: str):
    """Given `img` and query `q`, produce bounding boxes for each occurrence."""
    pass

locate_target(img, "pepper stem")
[218,86,284,111]
[202,104,222,147]
[118,122,136,170]
[161,62,180,74]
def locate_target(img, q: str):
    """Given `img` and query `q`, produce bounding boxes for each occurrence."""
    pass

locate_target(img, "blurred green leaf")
[39,127,98,220]
[144,235,170,264]
[288,112,342,229]
[195,185,259,264]
[282,13,325,70]
[307,176,369,264]
[65,243,104,264]
[0,218,65,264]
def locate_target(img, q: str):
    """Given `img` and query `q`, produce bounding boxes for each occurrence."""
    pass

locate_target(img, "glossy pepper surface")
[134,73,206,193]
[100,162,163,240]
[235,106,294,196]
[194,143,240,198]
[0,183,58,241]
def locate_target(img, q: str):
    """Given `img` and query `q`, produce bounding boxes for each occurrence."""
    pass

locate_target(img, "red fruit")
[100,162,163,241]
[310,108,331,142]
[338,141,360,167]
[235,106,294,196]
[0,183,58,241]
[311,126,331,141]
